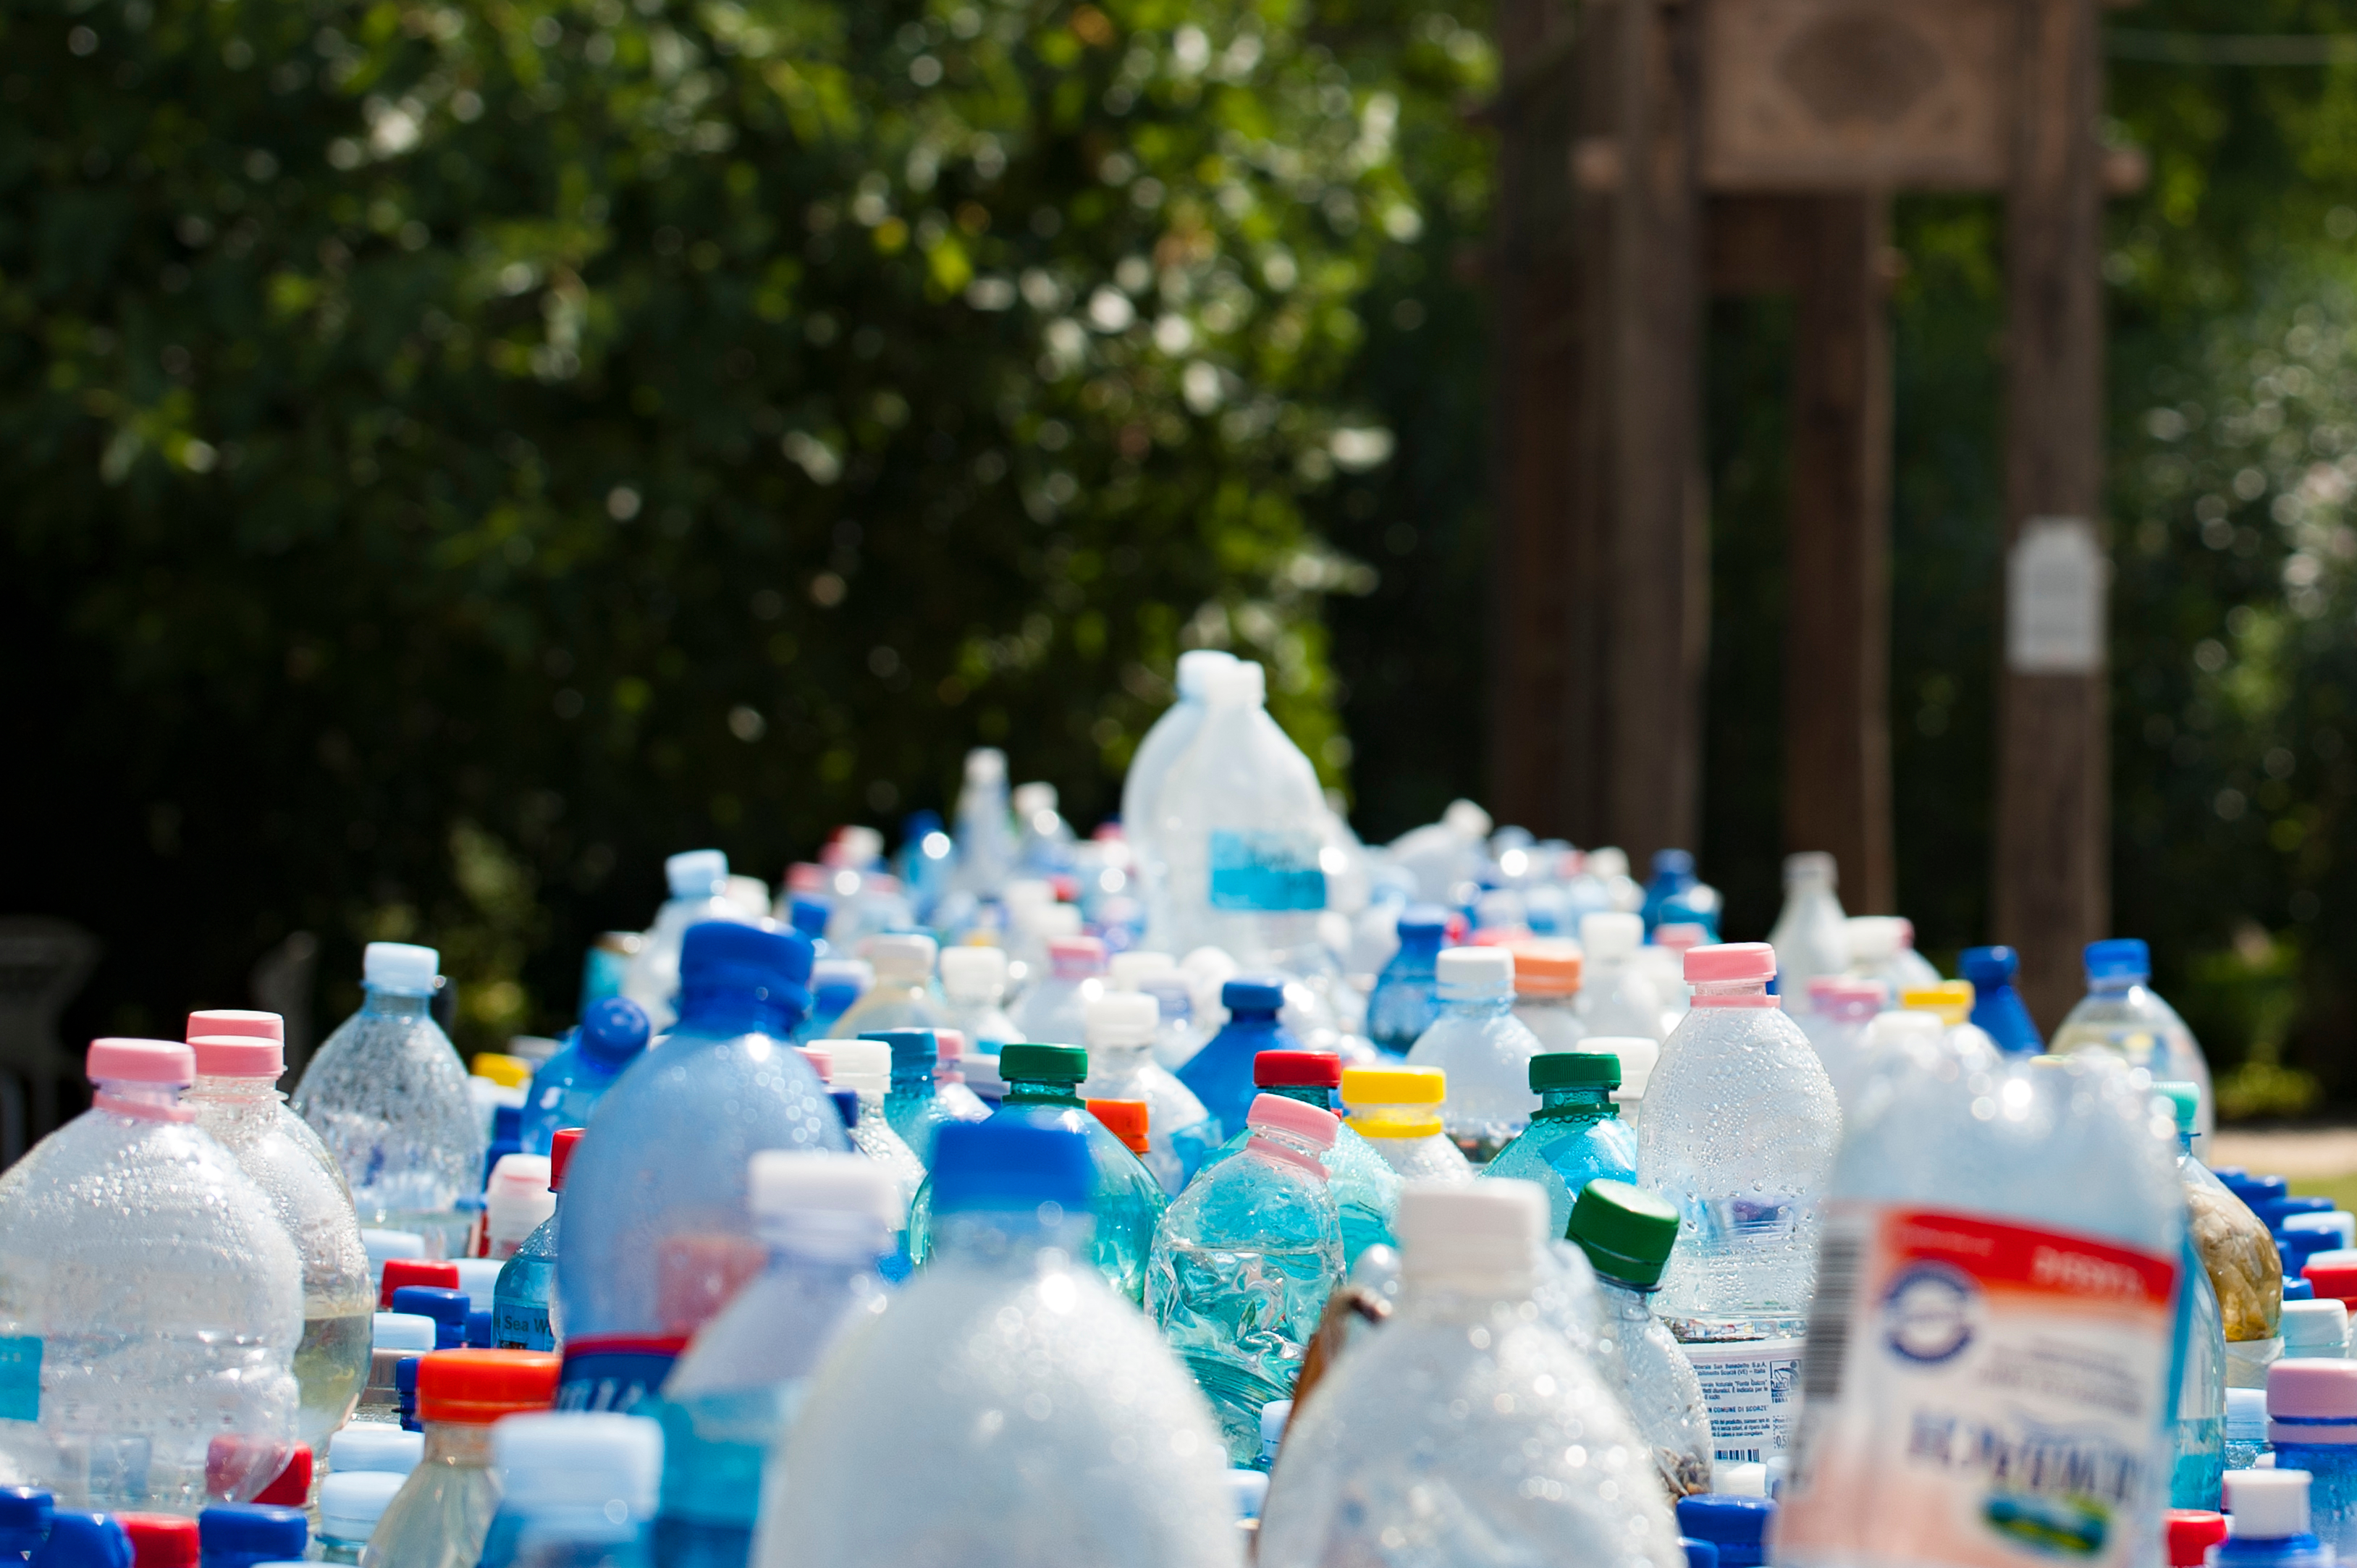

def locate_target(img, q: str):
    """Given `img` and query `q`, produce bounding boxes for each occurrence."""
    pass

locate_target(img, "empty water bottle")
[811,1040,923,1277]
[518,1000,649,1157]
[1081,992,1218,1195]
[1367,907,1446,1055]
[622,851,750,1031]
[831,935,948,1038]
[869,1029,968,1168]
[1340,1066,1472,1183]
[1008,935,1107,1046]
[1123,649,1241,945]
[2052,938,2217,1150]
[1481,1050,1637,1235]
[949,747,1018,898]
[1406,946,1546,1162]
[476,1414,661,1568]
[1580,914,1666,1043]
[362,1349,561,1568]
[1509,942,1588,1052]
[1763,852,1848,1011]
[1176,976,1299,1140]
[1564,1180,1715,1498]
[937,946,1020,1053]
[491,1129,578,1353]
[1194,1050,1399,1267]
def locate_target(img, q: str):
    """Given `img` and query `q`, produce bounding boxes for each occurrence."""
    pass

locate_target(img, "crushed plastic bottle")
[2052,938,2217,1150]
[1176,976,1300,1141]
[621,851,750,1032]
[1766,852,1849,1012]
[830,935,948,1039]
[1340,1066,1472,1184]
[476,1412,660,1568]
[1080,992,1218,1196]
[518,999,649,1158]
[1406,946,1546,1162]
[491,1130,578,1353]
[362,1349,561,1568]
[1580,914,1667,1043]
[1366,906,1446,1055]
[1565,1179,1716,1498]
[1481,1050,1637,1236]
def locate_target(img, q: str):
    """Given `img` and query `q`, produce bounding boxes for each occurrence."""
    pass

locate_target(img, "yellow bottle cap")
[1899,981,1976,1028]
[1352,1110,1446,1139]
[1341,1066,1446,1106]
[471,1052,532,1088]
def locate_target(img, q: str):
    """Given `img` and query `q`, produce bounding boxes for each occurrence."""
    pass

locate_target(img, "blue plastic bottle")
[1676,1496,1772,1568]
[520,999,651,1156]
[1957,946,2044,1055]
[30,1514,128,1568]
[492,1128,578,1352]
[789,958,869,1046]
[557,921,847,1407]
[477,1412,661,1568]
[2267,1360,2357,1556]
[869,1029,971,1167]
[1478,1051,1636,1236]
[1367,908,1447,1056]
[1176,977,1299,1139]
[1641,850,1704,932]
[2213,1470,2333,1568]
[195,1506,305,1568]
[0,1492,50,1567]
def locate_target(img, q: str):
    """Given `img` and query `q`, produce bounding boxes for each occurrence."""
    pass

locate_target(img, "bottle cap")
[1509,942,1582,996]
[377,1260,459,1310]
[197,1506,305,1564]
[786,898,830,939]
[1656,923,1709,955]
[2154,1082,2201,1133]
[1396,1181,1546,1283]
[1958,946,2020,985]
[1341,1066,1446,1106]
[1395,906,1451,944]
[817,1038,887,1095]
[966,746,1006,783]
[0,1491,51,1553]
[2288,1278,2316,1301]
[749,1150,903,1231]
[1844,917,1905,963]
[253,1443,315,1501]
[1254,1050,1343,1089]
[1685,943,1775,985]
[2263,1195,2337,1230]
[1578,912,1643,959]
[363,1230,426,1271]
[1202,658,1267,705]
[678,921,813,1005]
[1567,1179,1679,1286]
[492,1412,664,1519]
[1682,1540,1721,1568]
[1436,946,1513,999]
[1227,1470,1268,1521]
[371,1312,436,1354]
[1047,935,1107,977]
[1530,1051,1621,1092]
[665,849,729,898]
[866,932,937,982]
[1084,991,1160,1048]
[1087,1099,1151,1155]
[548,1127,584,1192]
[2165,1510,2227,1568]
[1221,977,1286,1014]
[1260,1399,1292,1453]
[2282,1297,2350,1354]
[579,998,651,1063]
[1863,1011,1945,1056]
[2083,937,2151,982]
[2227,1469,2312,1538]
[470,1053,532,1088]
[864,1029,939,1070]
[2285,1212,2357,1246]
[1782,851,1836,885]
[185,1009,283,1043]
[998,1043,1087,1083]
[85,1039,193,1085]
[1246,1092,1338,1151]
[2304,1259,2357,1307]
[1174,647,1237,698]
[794,1045,832,1082]
[939,946,1008,998]
[414,1349,561,1424]
[327,1424,423,1475]
[1899,981,1976,1027]
[1108,951,1176,989]
[114,1514,196,1568]
[929,1121,1095,1215]
[1677,1496,1774,1568]
[2270,1357,2357,1432]
[391,1287,469,1345]
[316,1472,405,1542]
[363,942,440,995]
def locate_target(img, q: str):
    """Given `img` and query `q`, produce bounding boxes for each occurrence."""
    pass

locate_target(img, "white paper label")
[1680,1335,1805,1464]
[2007,516,2107,674]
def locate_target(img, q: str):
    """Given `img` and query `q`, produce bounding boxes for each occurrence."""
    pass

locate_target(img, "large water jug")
[1123,649,1239,946]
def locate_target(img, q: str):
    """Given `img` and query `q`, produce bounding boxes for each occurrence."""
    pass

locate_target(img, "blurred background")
[5,0,2354,1119]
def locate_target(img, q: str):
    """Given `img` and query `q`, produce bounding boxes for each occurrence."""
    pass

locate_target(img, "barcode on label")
[1801,1226,1863,1401]
[1715,1447,1763,1464]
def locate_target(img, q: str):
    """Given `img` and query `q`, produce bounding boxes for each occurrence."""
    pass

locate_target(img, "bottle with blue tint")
[1480,1053,1637,1236]
[1081,992,1218,1196]
[790,959,870,1046]
[1642,850,1710,933]
[833,935,949,1039]
[2214,1470,2333,1568]
[649,1154,897,1568]
[894,810,956,921]
[1676,1496,1771,1568]
[1406,947,1546,1163]
[2228,1388,2271,1470]
[806,1041,923,1279]
[2052,937,2216,1147]
[492,1129,579,1352]
[476,1413,660,1568]
[2269,1360,2357,1556]
[557,922,846,1407]
[0,1491,49,1567]
[869,1030,964,1167]
[1177,977,1299,1139]
[1147,1093,1345,1464]
[520,1000,650,1157]
[31,1514,129,1568]
[1956,947,2042,1055]
[196,1506,303,1568]
[1367,907,1447,1055]
[784,897,830,956]
[1195,1051,1399,1267]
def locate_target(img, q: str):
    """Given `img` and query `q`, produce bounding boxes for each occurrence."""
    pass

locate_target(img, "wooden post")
[1995,0,2107,1027]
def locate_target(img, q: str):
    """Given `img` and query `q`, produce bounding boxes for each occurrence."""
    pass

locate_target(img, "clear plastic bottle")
[809,1040,924,1278]
[651,1154,896,1568]
[1176,976,1300,1141]
[756,1121,1236,1568]
[949,747,1017,899]
[1580,913,1667,1043]
[1765,852,1849,1012]
[1637,943,1839,1345]
[868,1029,968,1168]
[2265,1360,2357,1557]
[1564,1179,1716,1499]
[292,943,486,1260]
[1147,1094,1344,1463]
[1795,977,1885,1118]
[1257,1181,1685,1567]
[557,923,846,1406]
[1081,992,1218,1195]
[476,1413,660,1568]
[1339,1065,1473,1183]
[1193,1051,1399,1267]
[185,1016,374,1451]
[491,1130,577,1353]
[318,1472,404,1564]
[1843,916,1941,998]
[1123,649,1240,945]
[1140,974,1205,1071]
[1011,781,1076,874]
[1509,941,1588,1051]
[1957,946,2044,1055]
[2052,938,2217,1150]
[1480,1050,1637,1236]
[621,851,751,1032]
[1008,935,1106,1047]
[518,1000,649,1157]
[1406,946,1546,1162]
[830,935,948,1038]
[361,1350,561,1568]
[1366,906,1446,1055]
[0,1039,303,1509]
[929,1030,995,1121]
[937,946,1020,1052]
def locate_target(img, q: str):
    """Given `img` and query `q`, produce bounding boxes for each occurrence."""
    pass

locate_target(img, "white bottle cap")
[2226,1468,2311,1538]
[749,1150,905,1231]
[363,943,439,994]
[1084,991,1161,1048]
[329,1424,425,1475]
[451,1257,504,1305]
[939,945,1008,1000]
[1579,913,1643,959]
[362,1229,426,1270]
[371,1312,436,1353]
[1716,1462,1768,1497]
[1396,1180,1547,1285]
[1013,783,1058,818]
[1435,946,1513,998]
[1846,915,1906,963]
[1034,904,1082,940]
[1202,659,1267,705]
[2303,1247,2357,1270]
[665,849,730,898]
[319,1472,407,1541]
[866,932,937,982]
[1863,1011,1946,1052]
[1226,1470,1269,1521]
[819,1038,890,1097]
[1108,951,1178,990]
[492,1412,665,1520]
[965,747,1007,784]
[1441,799,1493,839]
[724,874,772,919]
[1175,649,1236,699]
[484,1155,556,1249]
[2282,1297,2349,1354]
[1586,847,1630,880]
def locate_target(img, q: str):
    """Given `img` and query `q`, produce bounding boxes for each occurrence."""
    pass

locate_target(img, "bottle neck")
[1438,991,1513,1017]
[1262,1084,1335,1111]
[1535,1086,1616,1118]
[887,1062,938,1099]
[1596,1274,1654,1318]
[1087,1040,1150,1079]
[1690,979,1774,1011]
[675,985,798,1038]
[2089,975,2144,997]
[93,1079,193,1124]
[423,1421,497,1467]
[1003,1079,1084,1109]
[1225,1010,1281,1034]
[1247,1129,1331,1176]
[2178,1129,2197,1157]
[362,987,434,1018]
[190,1074,283,1103]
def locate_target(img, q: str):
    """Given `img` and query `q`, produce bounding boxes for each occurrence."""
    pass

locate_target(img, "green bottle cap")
[2156,1081,2200,1132]
[998,1043,1089,1083]
[1566,1179,1679,1286]
[1530,1050,1621,1092]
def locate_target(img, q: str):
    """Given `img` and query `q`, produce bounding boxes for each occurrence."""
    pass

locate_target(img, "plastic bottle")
[1766,852,1849,1012]
[937,947,1020,1053]
[518,1000,649,1157]
[804,1040,922,1279]
[329,1424,425,1476]
[491,1129,578,1353]
[1008,935,1106,1047]
[480,1155,553,1263]
[1795,978,1884,1117]
[1367,907,1447,1055]
[950,747,1017,898]
[1147,1093,1345,1463]
[755,1121,1235,1568]
[2210,1471,2332,1568]
[2052,938,2217,1150]
[316,1473,404,1564]
[1339,1065,1473,1183]
[2156,1082,2282,1399]
[868,1029,965,1168]
[2269,1360,2357,1556]
[1774,1053,2187,1568]
[476,1413,660,1568]
[1123,649,1241,941]
[651,1153,897,1568]
[1509,941,1588,1052]
[830,935,948,1039]
[1141,974,1205,1071]
[361,1349,560,1568]
[1481,1051,1638,1236]
[1405,947,1546,1162]
[2163,1083,2228,1508]
[1080,992,1218,1195]
[1257,1181,1683,1567]
[557,923,846,1407]
[1897,982,2004,1066]
[1843,916,1942,996]
[2227,1387,2270,1470]
[294,943,486,1260]
[1580,914,1667,1043]
[0,1039,303,1508]
[789,959,869,1046]
[621,851,750,1031]
[183,1017,374,1450]
[1956,947,2043,1055]
[1176,977,1300,1140]
[1194,1050,1399,1267]
[928,1029,993,1121]
[195,1506,303,1568]
[1563,1180,1716,1499]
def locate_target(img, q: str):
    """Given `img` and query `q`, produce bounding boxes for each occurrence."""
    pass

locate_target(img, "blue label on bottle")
[556,1336,683,1414]
[0,1337,40,1421]
[492,1301,552,1353]
[1207,830,1326,912]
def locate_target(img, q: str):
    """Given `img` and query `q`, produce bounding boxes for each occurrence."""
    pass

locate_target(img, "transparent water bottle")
[518,1000,649,1158]
[621,851,751,1031]
[1142,974,1206,1071]
[1765,852,1848,1012]
[929,1030,994,1121]
[1406,947,1546,1162]
[1510,942,1588,1051]
[1009,935,1106,1047]
[1147,1093,1344,1464]
[1194,1050,1399,1267]
[0,1039,303,1509]
[1123,649,1239,945]
[491,1129,577,1353]
[1081,992,1218,1195]
[185,1015,374,1451]
[557,922,846,1407]
[476,1413,660,1568]
[1580,914,1666,1043]
[652,1153,897,1568]
[361,1350,561,1568]
[831,935,948,1038]
[1176,977,1299,1141]
[1480,1051,1637,1236]
[1340,1065,1472,1183]
[949,747,1016,899]
[1257,1181,1684,1567]
[868,1029,971,1168]
[937,946,1020,1051]
[1842,916,1941,998]
[1796,978,1884,1118]
[806,1040,923,1278]
[1957,946,2044,1055]
[2052,938,2217,1150]
[755,1121,1236,1568]
[1564,1179,1716,1499]
[1366,906,1446,1055]
[292,943,486,1260]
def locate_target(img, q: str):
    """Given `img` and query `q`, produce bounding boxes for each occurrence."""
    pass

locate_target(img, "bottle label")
[557,1335,687,1413]
[1679,1336,1805,1464]
[1207,830,1326,912]
[492,1300,553,1353]
[0,1336,38,1421]
[1777,1202,2177,1568]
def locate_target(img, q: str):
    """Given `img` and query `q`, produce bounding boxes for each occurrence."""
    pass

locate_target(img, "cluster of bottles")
[0,649,2299,1568]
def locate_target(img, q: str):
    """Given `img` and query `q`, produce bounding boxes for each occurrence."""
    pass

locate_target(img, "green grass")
[2289,1173,2357,1211]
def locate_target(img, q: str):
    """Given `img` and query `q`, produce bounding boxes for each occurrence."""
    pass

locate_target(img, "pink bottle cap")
[1246,1092,1340,1150]
[1683,942,1776,985]
[86,1038,196,1084]
[794,1046,832,1082]
[187,1034,286,1078]
[185,1010,284,1043]
[1048,936,1106,975]
[2269,1359,2357,1437]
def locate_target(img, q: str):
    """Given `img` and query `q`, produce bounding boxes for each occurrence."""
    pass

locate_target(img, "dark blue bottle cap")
[2288,1278,2316,1301]
[579,997,650,1063]
[393,1356,422,1393]
[2261,1196,2335,1233]
[1396,905,1449,940]
[1682,1540,1720,1568]
[1222,977,1286,1013]
[2083,937,2151,982]
[830,1089,860,1129]
[389,1288,468,1347]
[930,1121,1094,1215]
[680,920,815,1000]
[492,1104,522,1142]
[0,1489,51,1555]
[1677,1496,1775,1568]
[788,898,831,939]
[465,1308,493,1349]
[2226,1172,2290,1207]
[198,1504,306,1561]
[1959,945,2018,984]
[864,1029,938,1065]
[31,1513,130,1568]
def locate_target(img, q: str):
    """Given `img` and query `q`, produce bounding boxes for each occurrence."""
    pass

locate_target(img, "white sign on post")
[2006,515,2107,674]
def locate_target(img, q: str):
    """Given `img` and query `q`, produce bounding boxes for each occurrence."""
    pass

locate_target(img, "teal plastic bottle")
[1480,1051,1637,1237]
[490,1129,578,1351]
[1194,1049,1398,1267]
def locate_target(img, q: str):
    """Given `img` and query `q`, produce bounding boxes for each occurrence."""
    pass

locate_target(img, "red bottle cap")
[1253,1050,1343,1089]
[2167,1510,2227,1567]
[549,1127,584,1192]
[2307,1258,2357,1304]
[1086,1098,1151,1156]
[252,1444,312,1506]
[379,1259,460,1310]
[116,1514,198,1568]
[416,1349,560,1424]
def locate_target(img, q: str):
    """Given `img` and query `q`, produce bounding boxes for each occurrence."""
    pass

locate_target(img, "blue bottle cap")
[2083,938,2151,982]
[1677,1496,1775,1568]
[389,1288,469,1347]
[830,1089,860,1129]
[198,1505,306,1562]
[680,920,815,1000]
[1652,848,1695,877]
[31,1513,131,1568]
[1396,906,1449,941]
[1959,946,2018,984]
[1682,1540,1720,1568]
[1222,977,1286,1013]
[2261,1196,2336,1233]
[492,1104,522,1142]
[788,898,831,939]
[0,1489,51,1555]
[579,998,650,1063]
[2288,1278,2316,1301]
[864,1029,937,1065]
[2227,1172,2290,1207]
[465,1309,493,1349]
[929,1121,1094,1215]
